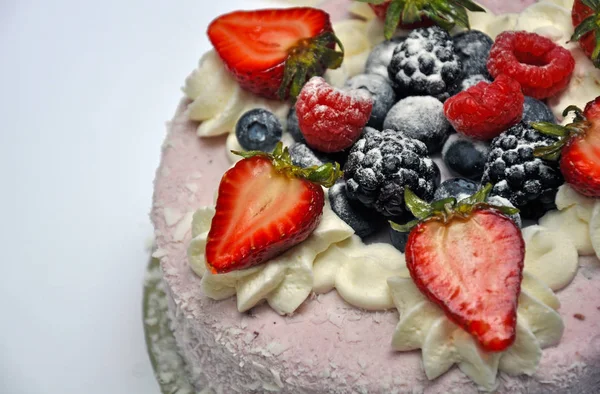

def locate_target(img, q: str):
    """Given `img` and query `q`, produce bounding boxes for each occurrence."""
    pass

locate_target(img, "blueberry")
[364,37,405,81]
[288,142,330,168]
[383,96,451,154]
[449,74,491,96]
[442,134,490,180]
[453,30,493,78]
[522,96,556,125]
[434,178,479,201]
[235,108,282,151]
[389,225,410,253]
[329,181,384,238]
[345,74,396,130]
[286,106,305,143]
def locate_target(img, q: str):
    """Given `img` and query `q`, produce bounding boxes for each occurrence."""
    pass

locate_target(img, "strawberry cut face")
[561,121,600,197]
[206,156,325,274]
[405,209,525,352]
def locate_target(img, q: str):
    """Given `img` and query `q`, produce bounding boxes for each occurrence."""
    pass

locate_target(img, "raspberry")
[486,31,575,100]
[296,77,373,153]
[443,74,524,140]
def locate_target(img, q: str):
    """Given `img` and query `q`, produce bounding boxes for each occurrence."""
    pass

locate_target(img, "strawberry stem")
[391,183,518,233]
[233,142,343,187]
[533,105,591,160]
[570,0,600,67]
[278,32,344,100]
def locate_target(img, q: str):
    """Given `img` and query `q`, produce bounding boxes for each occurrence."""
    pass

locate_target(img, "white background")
[0,0,285,393]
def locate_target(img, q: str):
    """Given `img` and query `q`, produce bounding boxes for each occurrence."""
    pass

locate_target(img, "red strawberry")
[487,31,575,100]
[207,8,344,100]
[205,144,342,273]
[533,97,600,197]
[571,0,600,67]
[363,0,485,40]
[393,185,524,352]
[295,76,373,153]
[444,74,524,141]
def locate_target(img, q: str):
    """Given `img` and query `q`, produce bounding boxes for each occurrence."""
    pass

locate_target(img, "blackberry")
[453,30,493,78]
[482,122,564,219]
[344,128,440,217]
[345,73,396,130]
[388,26,462,101]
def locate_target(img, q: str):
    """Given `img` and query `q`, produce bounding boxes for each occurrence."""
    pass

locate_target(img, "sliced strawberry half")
[534,97,600,197]
[207,8,344,100]
[205,144,342,273]
[393,185,524,352]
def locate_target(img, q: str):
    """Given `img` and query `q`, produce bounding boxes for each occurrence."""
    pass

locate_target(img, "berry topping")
[364,37,405,81]
[286,107,305,143]
[449,74,491,96]
[329,180,384,238]
[453,30,494,78]
[388,26,462,101]
[363,0,485,39]
[296,76,373,153]
[394,185,524,352]
[344,128,440,217]
[571,0,600,67]
[288,142,334,168]
[383,96,451,153]
[522,96,556,125]
[482,122,564,219]
[487,31,575,100]
[206,144,342,273]
[444,74,525,141]
[345,73,397,130]
[442,133,490,180]
[235,108,283,152]
[533,98,600,197]
[207,8,344,100]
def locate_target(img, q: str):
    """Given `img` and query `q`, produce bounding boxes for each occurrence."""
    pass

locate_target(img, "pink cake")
[151,0,600,392]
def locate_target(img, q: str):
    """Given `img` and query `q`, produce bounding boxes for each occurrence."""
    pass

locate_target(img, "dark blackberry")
[482,122,564,219]
[388,26,462,101]
[329,181,384,238]
[383,95,450,154]
[345,74,396,130]
[344,128,440,217]
[364,37,405,81]
[453,30,493,78]
[286,107,305,143]
[522,96,556,125]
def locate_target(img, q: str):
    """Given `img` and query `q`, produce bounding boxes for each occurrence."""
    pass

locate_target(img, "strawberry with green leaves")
[571,0,600,67]
[533,97,600,197]
[356,0,485,39]
[205,143,342,274]
[392,184,524,352]
[207,8,344,100]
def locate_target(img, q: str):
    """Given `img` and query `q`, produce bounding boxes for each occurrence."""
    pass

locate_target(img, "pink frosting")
[152,99,600,394]
[151,1,600,392]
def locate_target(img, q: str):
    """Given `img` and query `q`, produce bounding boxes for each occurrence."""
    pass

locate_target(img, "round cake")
[151,0,600,392]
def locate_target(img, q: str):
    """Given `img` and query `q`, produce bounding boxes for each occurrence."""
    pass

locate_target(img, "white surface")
[0,0,280,393]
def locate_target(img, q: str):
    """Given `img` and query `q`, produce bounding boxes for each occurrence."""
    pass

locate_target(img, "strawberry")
[205,143,342,274]
[295,76,373,153]
[571,0,600,67]
[207,8,344,100]
[359,0,485,39]
[533,97,600,197]
[392,184,524,352]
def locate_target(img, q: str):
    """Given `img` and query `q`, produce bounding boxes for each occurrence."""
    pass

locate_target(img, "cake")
[150,0,600,392]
